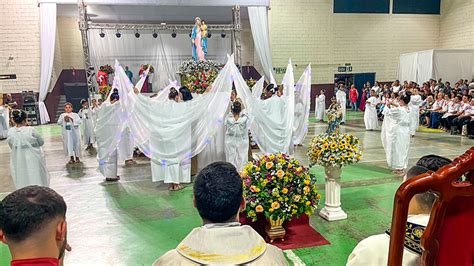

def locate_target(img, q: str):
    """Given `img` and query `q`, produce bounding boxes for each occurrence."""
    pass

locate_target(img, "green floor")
[0,110,471,265]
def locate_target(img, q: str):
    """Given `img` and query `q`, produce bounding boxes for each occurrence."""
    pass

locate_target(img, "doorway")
[334,73,376,104]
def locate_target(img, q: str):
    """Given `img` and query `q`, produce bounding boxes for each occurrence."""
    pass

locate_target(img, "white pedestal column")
[319,166,347,221]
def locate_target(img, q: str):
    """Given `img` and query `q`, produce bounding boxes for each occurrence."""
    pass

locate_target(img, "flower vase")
[265,216,286,243]
[319,165,347,221]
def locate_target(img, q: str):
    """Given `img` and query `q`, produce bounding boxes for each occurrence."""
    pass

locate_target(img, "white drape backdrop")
[89,30,231,90]
[38,3,56,124]
[248,6,274,81]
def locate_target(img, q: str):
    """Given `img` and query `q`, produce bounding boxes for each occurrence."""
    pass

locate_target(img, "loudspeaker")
[64,83,88,112]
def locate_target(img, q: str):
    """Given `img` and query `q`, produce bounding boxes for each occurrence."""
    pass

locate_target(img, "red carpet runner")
[240,214,330,250]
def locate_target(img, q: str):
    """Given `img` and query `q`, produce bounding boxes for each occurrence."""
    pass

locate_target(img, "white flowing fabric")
[113,57,234,183]
[57,112,82,158]
[293,65,311,145]
[153,80,180,102]
[225,112,250,171]
[0,106,9,139]
[336,90,347,123]
[7,127,49,189]
[234,60,295,154]
[315,94,326,121]
[409,95,423,136]
[251,77,265,100]
[248,6,275,81]
[89,30,230,89]
[364,97,379,130]
[382,106,410,170]
[38,3,56,124]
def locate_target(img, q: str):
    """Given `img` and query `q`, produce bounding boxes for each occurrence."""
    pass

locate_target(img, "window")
[334,0,390,14]
[393,0,440,14]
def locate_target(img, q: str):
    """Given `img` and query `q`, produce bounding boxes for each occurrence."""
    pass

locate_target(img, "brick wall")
[0,0,40,94]
[268,0,440,83]
[57,16,85,69]
[439,0,474,48]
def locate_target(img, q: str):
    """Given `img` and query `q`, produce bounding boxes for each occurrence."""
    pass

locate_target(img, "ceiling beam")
[38,0,269,6]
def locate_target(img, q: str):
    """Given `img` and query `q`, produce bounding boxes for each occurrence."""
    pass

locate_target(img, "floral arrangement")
[98,85,112,100]
[176,59,220,94]
[307,132,362,168]
[99,64,114,74]
[246,78,256,88]
[242,153,321,222]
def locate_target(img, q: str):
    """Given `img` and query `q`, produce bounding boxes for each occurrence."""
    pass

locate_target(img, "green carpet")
[309,111,364,123]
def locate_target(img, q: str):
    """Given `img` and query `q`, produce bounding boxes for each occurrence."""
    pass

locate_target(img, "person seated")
[440,95,462,132]
[154,162,287,265]
[428,93,446,129]
[346,155,452,266]
[419,95,434,126]
[451,96,473,135]
[0,186,71,266]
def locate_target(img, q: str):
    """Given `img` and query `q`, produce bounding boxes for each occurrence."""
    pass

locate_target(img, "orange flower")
[240,171,248,178]
[282,188,289,194]
[255,205,264,213]
[250,186,260,193]
[271,201,281,210]
[304,186,311,194]
[276,170,285,179]
[266,162,274,169]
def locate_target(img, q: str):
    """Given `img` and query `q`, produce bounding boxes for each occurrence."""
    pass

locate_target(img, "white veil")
[293,65,312,145]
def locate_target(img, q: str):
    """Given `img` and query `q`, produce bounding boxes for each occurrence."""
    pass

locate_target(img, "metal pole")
[232,5,242,69]
[78,0,95,98]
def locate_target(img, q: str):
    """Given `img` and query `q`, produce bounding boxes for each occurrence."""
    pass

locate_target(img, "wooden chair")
[388,147,474,266]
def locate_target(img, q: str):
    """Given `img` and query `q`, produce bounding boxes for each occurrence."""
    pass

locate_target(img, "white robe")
[225,112,249,171]
[78,107,95,145]
[364,97,379,130]
[408,95,423,136]
[336,90,347,123]
[57,112,82,158]
[347,214,429,266]
[258,95,288,154]
[7,126,49,188]
[382,106,410,170]
[0,106,9,139]
[315,94,326,120]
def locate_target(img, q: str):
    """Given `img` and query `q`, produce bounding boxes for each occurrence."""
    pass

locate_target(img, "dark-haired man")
[0,186,70,265]
[347,155,452,266]
[154,162,287,265]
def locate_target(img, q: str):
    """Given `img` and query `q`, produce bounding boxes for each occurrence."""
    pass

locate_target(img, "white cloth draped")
[251,77,265,100]
[0,106,9,139]
[38,3,56,124]
[7,126,49,189]
[89,30,231,89]
[293,65,311,145]
[248,6,275,81]
[233,60,295,154]
[382,106,410,170]
[364,97,379,130]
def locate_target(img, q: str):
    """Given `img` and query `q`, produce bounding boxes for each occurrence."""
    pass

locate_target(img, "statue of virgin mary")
[191,17,206,62]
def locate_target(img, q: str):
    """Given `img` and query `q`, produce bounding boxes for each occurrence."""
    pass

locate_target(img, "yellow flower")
[266,162,274,169]
[269,154,275,160]
[293,195,301,202]
[285,197,289,201]
[250,186,260,193]
[288,163,293,169]
[317,194,321,199]
[339,144,345,150]
[282,188,289,194]
[271,201,281,209]
[269,208,274,213]
[240,171,248,178]
[306,201,311,206]
[304,179,310,185]
[330,142,337,149]
[255,167,261,172]
[276,170,285,179]
[292,209,298,215]
[304,186,311,194]
[262,179,268,187]
[322,143,329,150]
[255,205,264,213]
[329,156,335,161]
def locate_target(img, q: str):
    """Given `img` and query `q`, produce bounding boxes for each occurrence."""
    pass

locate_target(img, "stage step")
[55,95,67,121]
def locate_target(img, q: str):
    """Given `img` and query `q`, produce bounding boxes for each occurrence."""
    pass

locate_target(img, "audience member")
[154,162,287,265]
[0,186,70,266]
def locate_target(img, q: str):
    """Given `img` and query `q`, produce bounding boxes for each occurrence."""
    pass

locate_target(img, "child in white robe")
[408,88,423,137]
[7,109,49,188]
[0,104,9,139]
[78,99,95,150]
[364,89,379,130]
[315,89,326,122]
[225,101,249,171]
[336,89,347,124]
[57,102,82,164]
[382,94,411,175]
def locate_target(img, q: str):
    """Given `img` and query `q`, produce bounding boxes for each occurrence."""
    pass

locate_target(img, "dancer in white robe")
[364,89,380,130]
[336,89,347,123]
[409,88,423,137]
[57,102,82,164]
[225,101,249,171]
[315,90,326,122]
[91,98,99,128]
[258,84,288,153]
[382,94,411,175]
[78,99,95,150]
[0,104,9,139]
[7,109,49,188]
